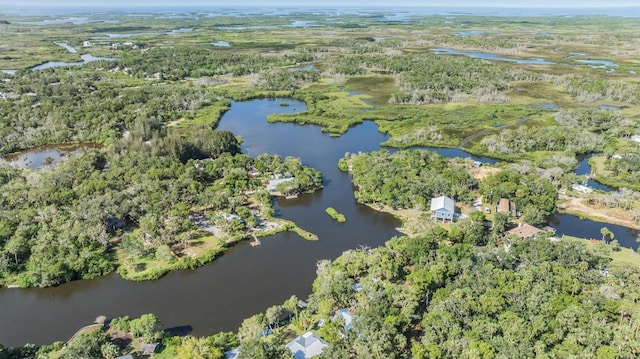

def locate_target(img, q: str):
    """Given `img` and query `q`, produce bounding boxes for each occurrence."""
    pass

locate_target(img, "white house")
[430,196,455,222]
[267,177,295,193]
[631,135,640,144]
[572,184,593,194]
[286,332,327,359]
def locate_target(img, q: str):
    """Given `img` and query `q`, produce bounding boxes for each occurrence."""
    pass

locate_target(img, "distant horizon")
[2,1,640,9]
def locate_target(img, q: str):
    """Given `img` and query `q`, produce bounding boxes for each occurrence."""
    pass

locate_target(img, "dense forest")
[338,150,478,209]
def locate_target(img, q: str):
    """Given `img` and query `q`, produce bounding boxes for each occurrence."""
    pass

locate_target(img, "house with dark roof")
[140,343,159,356]
[286,331,327,359]
[430,196,455,222]
[497,198,518,216]
[505,223,541,239]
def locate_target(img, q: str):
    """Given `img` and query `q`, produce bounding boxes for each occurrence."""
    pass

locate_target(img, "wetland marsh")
[1,5,640,353]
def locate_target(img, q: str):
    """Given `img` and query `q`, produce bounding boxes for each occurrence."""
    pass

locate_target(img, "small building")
[286,332,327,359]
[571,184,593,194]
[631,135,640,144]
[473,160,483,168]
[497,198,517,215]
[82,41,92,47]
[331,308,354,330]
[505,223,541,239]
[225,348,240,359]
[115,355,134,359]
[140,343,159,356]
[430,196,455,222]
[267,177,295,193]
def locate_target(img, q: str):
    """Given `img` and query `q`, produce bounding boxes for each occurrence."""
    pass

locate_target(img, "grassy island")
[325,207,347,223]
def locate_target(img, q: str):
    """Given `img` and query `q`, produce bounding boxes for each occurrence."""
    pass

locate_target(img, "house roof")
[430,196,454,212]
[497,198,512,213]
[267,177,295,192]
[140,343,159,355]
[286,331,327,359]
[115,356,134,359]
[331,308,354,330]
[506,223,541,239]
[225,348,240,359]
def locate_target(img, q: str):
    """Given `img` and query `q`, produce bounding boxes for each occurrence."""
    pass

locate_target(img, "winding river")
[0,98,637,347]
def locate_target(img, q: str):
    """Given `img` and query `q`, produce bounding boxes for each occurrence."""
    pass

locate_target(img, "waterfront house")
[430,196,455,222]
[267,177,295,193]
[140,343,159,356]
[571,184,593,194]
[286,331,327,359]
[505,223,541,239]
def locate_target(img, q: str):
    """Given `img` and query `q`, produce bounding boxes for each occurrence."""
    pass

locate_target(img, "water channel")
[0,98,637,347]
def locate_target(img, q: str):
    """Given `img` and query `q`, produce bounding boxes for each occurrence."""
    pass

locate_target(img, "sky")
[2,0,640,7]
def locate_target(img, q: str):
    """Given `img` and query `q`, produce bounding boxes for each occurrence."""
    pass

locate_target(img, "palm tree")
[600,227,614,243]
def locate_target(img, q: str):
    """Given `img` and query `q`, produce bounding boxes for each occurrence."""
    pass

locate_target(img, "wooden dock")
[250,234,261,246]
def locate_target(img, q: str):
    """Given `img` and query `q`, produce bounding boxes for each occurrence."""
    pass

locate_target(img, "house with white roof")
[286,331,327,359]
[430,196,455,223]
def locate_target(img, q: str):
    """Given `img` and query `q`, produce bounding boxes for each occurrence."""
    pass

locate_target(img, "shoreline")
[557,194,640,230]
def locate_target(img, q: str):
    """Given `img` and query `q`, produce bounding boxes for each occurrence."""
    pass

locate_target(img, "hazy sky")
[3,0,640,7]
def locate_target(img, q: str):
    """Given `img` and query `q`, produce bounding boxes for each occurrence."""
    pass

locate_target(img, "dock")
[250,234,261,247]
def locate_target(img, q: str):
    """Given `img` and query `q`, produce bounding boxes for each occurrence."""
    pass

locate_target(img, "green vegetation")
[339,149,478,209]
[562,235,640,268]
[0,135,322,287]
[325,207,346,223]
[10,233,640,358]
[479,168,558,225]
[2,7,640,356]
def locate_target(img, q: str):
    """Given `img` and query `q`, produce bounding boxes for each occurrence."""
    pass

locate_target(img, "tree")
[100,342,119,359]
[61,331,108,359]
[176,336,224,359]
[265,305,286,329]
[600,227,614,243]
[129,313,161,341]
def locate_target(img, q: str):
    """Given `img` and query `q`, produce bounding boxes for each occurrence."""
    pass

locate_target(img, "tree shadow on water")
[164,325,193,337]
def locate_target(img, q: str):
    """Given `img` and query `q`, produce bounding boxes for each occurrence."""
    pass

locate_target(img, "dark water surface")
[1,98,637,347]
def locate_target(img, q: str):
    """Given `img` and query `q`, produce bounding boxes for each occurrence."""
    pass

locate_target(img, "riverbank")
[557,194,640,230]
[363,203,428,236]
[117,201,319,282]
[589,155,640,192]
[562,235,640,268]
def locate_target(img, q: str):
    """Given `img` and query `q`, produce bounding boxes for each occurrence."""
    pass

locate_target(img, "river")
[0,98,637,347]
